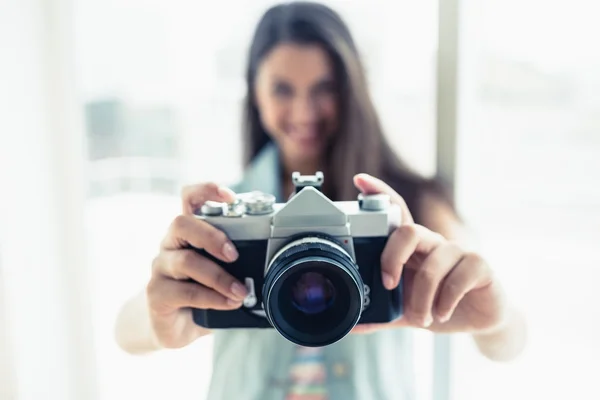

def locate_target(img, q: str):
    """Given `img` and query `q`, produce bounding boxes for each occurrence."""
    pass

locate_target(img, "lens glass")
[291,272,336,314]
[268,259,363,347]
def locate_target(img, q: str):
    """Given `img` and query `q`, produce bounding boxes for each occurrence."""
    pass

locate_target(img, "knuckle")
[204,182,219,193]
[440,281,462,306]
[151,255,163,275]
[444,280,463,297]
[206,227,227,246]
[145,278,157,296]
[464,252,485,267]
[417,266,438,285]
[445,241,463,254]
[183,284,203,306]
[145,279,163,310]
[389,226,405,241]
[400,223,419,239]
[178,249,195,267]
[172,250,194,276]
[171,214,188,232]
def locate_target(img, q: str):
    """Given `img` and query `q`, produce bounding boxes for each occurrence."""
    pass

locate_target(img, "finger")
[351,323,388,335]
[147,276,243,313]
[353,173,414,224]
[157,249,248,301]
[405,242,464,327]
[181,182,237,215]
[380,225,420,289]
[380,224,446,290]
[161,214,239,263]
[435,253,491,323]
[351,317,410,334]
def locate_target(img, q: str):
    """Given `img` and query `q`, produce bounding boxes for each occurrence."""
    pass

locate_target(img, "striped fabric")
[285,345,328,400]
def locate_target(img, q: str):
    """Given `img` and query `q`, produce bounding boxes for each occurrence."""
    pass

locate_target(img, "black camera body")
[191,172,404,347]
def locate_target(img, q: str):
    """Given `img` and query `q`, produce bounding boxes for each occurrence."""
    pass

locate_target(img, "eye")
[273,82,293,98]
[313,80,336,96]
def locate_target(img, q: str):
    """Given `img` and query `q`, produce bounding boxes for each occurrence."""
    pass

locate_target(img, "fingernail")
[382,272,395,289]
[438,313,450,323]
[227,298,242,307]
[423,316,433,327]
[222,242,239,262]
[230,281,247,300]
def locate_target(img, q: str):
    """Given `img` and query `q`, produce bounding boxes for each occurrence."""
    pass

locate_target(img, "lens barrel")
[263,235,365,347]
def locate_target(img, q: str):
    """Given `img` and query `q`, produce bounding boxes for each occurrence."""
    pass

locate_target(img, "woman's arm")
[418,191,527,361]
[114,287,212,355]
[114,289,164,354]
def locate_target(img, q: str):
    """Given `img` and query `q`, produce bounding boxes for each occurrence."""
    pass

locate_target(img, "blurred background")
[1,0,599,399]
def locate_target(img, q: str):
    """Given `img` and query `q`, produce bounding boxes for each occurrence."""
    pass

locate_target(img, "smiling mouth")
[287,125,322,144]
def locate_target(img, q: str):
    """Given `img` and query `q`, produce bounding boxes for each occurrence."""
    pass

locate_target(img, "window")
[451,1,600,399]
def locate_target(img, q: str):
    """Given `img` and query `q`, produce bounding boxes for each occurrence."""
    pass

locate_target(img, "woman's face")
[253,43,339,164]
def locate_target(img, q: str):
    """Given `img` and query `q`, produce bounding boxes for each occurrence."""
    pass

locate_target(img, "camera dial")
[238,191,276,215]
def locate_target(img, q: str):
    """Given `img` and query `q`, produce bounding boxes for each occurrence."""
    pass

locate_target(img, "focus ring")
[261,234,366,347]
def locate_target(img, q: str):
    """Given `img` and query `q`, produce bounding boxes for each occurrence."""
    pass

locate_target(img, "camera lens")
[291,272,336,314]
[263,235,365,347]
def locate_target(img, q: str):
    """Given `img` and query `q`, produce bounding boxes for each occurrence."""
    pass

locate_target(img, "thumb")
[353,173,414,224]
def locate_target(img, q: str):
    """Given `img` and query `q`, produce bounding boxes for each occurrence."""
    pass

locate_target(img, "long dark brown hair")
[242,1,451,213]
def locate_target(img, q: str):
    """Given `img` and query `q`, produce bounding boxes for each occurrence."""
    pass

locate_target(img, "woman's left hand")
[350,174,508,335]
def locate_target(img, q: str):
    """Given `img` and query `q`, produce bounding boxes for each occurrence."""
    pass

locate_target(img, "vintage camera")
[191,172,404,347]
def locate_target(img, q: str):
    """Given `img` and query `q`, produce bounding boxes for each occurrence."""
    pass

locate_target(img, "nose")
[291,95,318,125]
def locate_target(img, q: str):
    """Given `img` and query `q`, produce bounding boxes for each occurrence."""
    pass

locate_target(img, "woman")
[115,2,527,399]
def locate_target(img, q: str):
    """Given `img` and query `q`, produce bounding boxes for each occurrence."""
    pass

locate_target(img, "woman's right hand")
[145,183,249,349]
